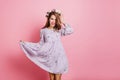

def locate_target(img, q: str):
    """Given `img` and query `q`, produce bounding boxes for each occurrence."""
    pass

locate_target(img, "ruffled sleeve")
[60,24,74,36]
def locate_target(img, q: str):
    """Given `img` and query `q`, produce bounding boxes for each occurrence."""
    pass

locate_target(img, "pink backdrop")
[0,0,120,80]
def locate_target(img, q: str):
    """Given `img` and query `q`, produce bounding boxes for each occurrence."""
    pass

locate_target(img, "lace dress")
[19,24,74,74]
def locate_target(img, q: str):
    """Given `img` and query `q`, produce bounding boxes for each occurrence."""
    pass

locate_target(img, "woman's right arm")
[38,29,45,46]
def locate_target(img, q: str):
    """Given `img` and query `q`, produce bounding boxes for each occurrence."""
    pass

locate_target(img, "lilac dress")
[19,24,74,74]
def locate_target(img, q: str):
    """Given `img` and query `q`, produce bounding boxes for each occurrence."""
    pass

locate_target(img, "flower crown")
[46,9,61,17]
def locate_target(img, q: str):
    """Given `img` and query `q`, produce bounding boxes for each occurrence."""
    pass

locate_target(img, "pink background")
[0,0,120,80]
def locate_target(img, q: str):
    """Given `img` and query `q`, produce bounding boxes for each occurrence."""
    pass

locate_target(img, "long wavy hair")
[42,11,62,31]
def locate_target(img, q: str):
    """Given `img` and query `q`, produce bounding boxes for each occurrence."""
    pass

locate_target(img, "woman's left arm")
[60,23,74,36]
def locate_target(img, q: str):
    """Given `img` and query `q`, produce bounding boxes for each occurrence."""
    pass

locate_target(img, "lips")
[51,22,55,25]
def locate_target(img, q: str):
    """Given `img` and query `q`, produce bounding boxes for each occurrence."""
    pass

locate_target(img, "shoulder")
[40,27,48,33]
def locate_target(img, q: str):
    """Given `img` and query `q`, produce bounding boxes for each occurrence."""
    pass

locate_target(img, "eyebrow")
[50,17,56,20]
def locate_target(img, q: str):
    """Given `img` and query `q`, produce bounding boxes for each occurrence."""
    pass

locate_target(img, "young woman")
[19,9,74,80]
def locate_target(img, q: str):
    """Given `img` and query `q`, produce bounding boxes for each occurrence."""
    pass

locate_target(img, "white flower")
[55,9,61,14]
[46,9,62,17]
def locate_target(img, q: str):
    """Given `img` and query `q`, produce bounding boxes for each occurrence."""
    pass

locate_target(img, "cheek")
[49,19,52,23]
[50,20,55,23]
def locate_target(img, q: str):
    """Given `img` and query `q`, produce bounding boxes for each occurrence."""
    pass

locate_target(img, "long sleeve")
[60,24,74,36]
[19,29,51,56]
[38,29,45,46]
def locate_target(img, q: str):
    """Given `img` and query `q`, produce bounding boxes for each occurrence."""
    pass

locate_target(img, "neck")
[48,26,54,29]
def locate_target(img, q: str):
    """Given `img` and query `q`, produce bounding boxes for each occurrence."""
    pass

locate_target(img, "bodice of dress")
[44,28,61,43]
[39,23,74,45]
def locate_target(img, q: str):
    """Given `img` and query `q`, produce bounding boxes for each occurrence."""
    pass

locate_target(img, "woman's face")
[49,15,56,27]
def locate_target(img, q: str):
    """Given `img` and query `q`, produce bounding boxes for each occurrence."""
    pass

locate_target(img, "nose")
[51,22,55,25]
[52,20,55,23]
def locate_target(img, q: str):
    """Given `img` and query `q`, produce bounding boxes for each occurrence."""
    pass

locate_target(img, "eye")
[50,18,53,20]
[50,17,56,20]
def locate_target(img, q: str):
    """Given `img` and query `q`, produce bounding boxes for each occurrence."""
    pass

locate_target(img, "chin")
[52,25,55,27]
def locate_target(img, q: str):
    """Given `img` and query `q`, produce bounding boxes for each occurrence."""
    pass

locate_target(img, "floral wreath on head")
[46,9,61,17]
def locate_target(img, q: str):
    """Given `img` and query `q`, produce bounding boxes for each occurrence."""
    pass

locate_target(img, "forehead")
[50,15,56,19]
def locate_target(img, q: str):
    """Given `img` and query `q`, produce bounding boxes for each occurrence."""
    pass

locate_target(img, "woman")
[19,9,74,80]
